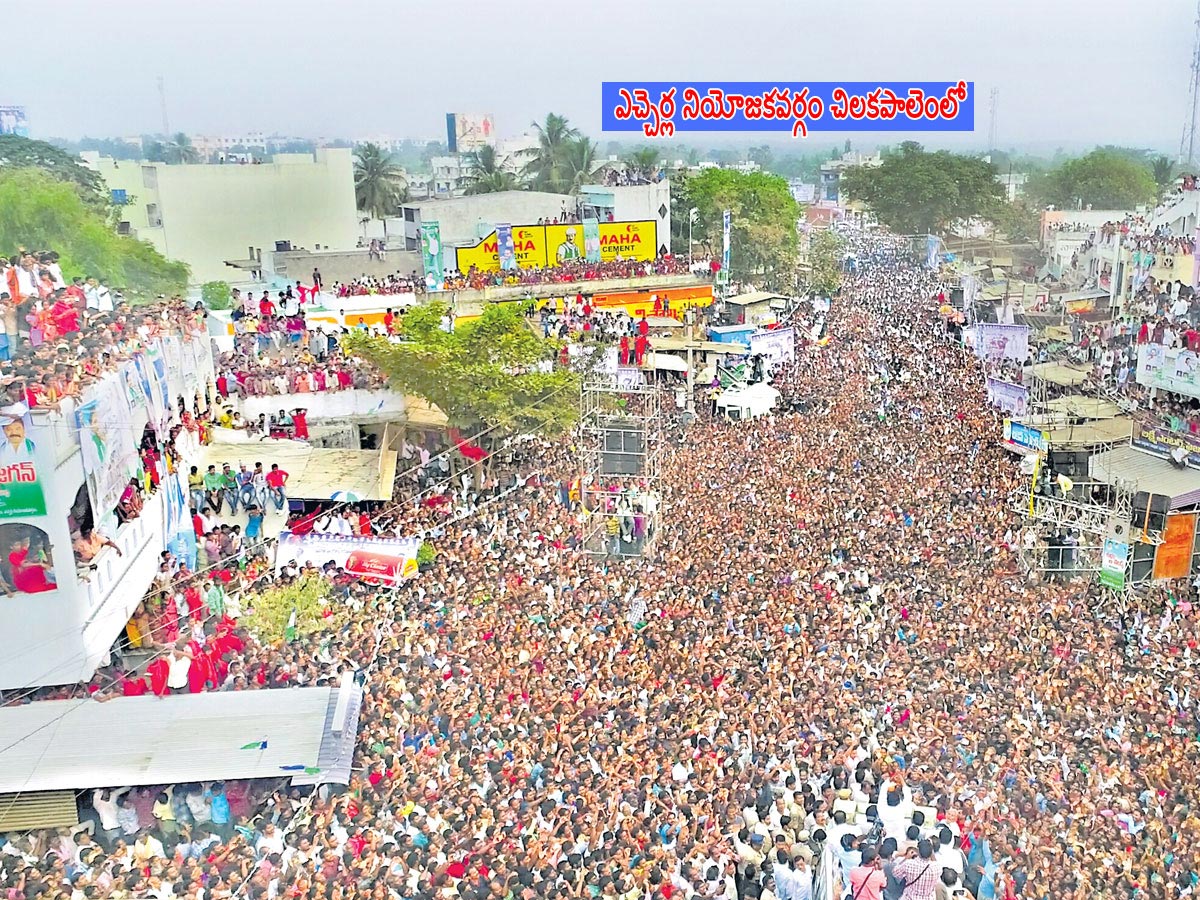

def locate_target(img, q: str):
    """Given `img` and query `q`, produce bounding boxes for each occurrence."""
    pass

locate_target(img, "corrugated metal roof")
[724,291,788,306]
[0,791,78,831]
[1090,445,1200,508]
[0,689,333,793]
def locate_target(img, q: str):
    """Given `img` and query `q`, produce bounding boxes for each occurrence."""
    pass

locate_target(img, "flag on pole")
[284,609,297,643]
[240,740,268,750]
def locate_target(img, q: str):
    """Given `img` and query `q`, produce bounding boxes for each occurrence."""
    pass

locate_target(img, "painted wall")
[87,151,359,285]
[400,191,573,248]
[271,248,423,287]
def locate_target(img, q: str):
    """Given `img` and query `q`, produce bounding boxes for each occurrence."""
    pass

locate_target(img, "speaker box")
[1131,492,1170,532]
[1130,540,1157,584]
[950,287,964,305]
[600,424,645,476]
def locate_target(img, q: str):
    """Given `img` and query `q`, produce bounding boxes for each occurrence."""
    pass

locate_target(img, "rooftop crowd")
[6,235,1200,900]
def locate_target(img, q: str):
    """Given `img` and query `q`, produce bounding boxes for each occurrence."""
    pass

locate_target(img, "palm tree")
[1152,155,1177,195]
[523,113,580,193]
[561,137,600,193]
[463,145,522,195]
[624,146,661,183]
[354,143,408,237]
[162,132,199,164]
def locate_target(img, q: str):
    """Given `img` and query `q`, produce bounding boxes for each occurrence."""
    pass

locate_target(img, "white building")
[819,151,882,204]
[83,150,360,284]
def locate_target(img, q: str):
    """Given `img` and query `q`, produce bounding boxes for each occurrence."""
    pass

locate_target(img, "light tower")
[1180,1,1200,166]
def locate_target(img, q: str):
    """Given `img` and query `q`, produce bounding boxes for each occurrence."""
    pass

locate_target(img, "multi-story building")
[82,150,360,284]
[819,151,882,204]
[0,332,215,690]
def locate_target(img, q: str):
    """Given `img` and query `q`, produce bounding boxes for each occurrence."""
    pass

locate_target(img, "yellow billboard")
[456,225,545,272]
[455,220,657,273]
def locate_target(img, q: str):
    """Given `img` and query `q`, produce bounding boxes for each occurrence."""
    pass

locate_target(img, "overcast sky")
[4,0,1195,152]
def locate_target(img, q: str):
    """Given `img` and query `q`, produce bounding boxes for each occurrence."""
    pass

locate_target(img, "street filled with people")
[8,235,1200,900]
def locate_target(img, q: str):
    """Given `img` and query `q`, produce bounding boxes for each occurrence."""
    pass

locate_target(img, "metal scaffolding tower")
[578,374,664,557]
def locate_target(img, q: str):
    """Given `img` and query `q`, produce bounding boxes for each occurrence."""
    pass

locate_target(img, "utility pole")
[988,88,999,155]
[157,75,171,137]
[688,208,698,266]
[684,307,697,416]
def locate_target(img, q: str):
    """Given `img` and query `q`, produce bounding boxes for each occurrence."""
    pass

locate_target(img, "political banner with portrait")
[1136,343,1200,398]
[0,405,46,518]
[421,220,445,292]
[455,220,657,273]
[496,223,517,271]
[275,533,420,583]
[75,378,140,519]
[583,218,601,263]
[985,378,1029,417]
[975,324,1030,363]
[749,327,796,368]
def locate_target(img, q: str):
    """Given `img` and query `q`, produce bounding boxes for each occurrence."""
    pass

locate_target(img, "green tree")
[806,229,843,296]
[840,143,1004,235]
[990,199,1041,245]
[523,113,580,193]
[683,169,800,289]
[0,134,107,205]
[0,168,188,298]
[561,137,599,193]
[354,143,408,234]
[242,576,335,644]
[147,133,200,164]
[1027,148,1157,210]
[747,145,773,171]
[201,280,233,309]
[344,301,579,436]
[623,146,661,182]
[1151,155,1177,195]
[463,145,521,195]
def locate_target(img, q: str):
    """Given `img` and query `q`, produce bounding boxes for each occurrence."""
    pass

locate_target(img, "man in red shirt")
[383,308,395,335]
[265,464,289,511]
[258,292,275,317]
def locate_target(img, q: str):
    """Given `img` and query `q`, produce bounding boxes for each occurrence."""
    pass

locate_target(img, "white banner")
[974,323,1030,363]
[274,533,420,583]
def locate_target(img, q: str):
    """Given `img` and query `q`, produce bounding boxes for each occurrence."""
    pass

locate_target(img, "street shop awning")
[1090,444,1200,509]
[0,685,361,796]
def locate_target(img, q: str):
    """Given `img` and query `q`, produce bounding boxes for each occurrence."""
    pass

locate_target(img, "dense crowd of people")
[9,234,1200,900]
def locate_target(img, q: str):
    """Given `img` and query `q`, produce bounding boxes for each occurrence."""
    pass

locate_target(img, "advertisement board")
[1153,514,1197,581]
[275,533,421,583]
[1002,419,1048,455]
[0,106,28,137]
[1100,539,1128,590]
[455,220,657,272]
[1131,417,1200,469]
[446,113,495,153]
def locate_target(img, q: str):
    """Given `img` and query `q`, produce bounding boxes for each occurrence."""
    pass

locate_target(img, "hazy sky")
[5,0,1195,152]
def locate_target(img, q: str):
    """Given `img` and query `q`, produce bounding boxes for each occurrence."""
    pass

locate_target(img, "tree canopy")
[806,229,843,297]
[0,167,188,298]
[0,134,107,206]
[840,143,1003,235]
[680,169,799,289]
[343,301,579,436]
[463,145,520,195]
[523,114,581,193]
[1027,149,1157,210]
[354,143,408,218]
